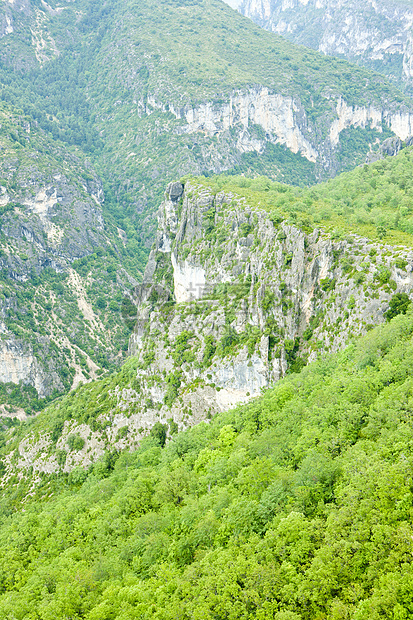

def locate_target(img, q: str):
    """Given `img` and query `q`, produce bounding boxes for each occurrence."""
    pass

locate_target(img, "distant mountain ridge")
[2,0,413,219]
[240,0,413,93]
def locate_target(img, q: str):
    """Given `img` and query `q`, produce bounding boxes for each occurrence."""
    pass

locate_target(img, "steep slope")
[5,145,413,479]
[241,0,413,93]
[2,0,413,236]
[1,306,413,617]
[126,170,413,425]
[0,102,146,414]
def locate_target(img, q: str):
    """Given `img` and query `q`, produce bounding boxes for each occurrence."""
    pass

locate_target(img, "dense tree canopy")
[1,310,413,617]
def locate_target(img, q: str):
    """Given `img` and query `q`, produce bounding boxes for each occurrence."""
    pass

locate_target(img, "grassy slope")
[1,307,413,617]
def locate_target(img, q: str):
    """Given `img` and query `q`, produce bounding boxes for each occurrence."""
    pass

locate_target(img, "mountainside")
[4,144,413,481]
[3,1,413,616]
[127,172,413,423]
[241,0,413,93]
[1,302,413,617]
[2,0,413,411]
[0,101,147,415]
[2,0,413,232]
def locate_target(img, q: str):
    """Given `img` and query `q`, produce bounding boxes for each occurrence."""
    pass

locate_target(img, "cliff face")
[4,172,413,478]
[241,0,413,92]
[143,88,413,178]
[127,180,413,428]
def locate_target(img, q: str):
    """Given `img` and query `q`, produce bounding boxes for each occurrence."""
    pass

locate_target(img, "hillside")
[1,0,413,411]
[0,307,413,617]
[0,101,147,414]
[4,144,413,479]
[2,0,413,237]
[241,0,413,93]
[1,1,413,616]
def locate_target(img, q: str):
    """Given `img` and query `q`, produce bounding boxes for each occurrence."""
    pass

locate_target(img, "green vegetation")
[385,292,411,320]
[240,0,413,94]
[193,143,413,246]
[1,310,413,616]
[1,0,411,237]
[0,102,147,410]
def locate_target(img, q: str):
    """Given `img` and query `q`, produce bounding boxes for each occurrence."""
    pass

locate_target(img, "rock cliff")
[4,170,413,479]
[143,88,413,177]
[0,104,140,411]
[128,179,413,429]
[241,0,413,92]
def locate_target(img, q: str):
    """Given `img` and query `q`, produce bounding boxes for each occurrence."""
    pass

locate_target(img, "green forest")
[1,309,413,618]
[2,0,413,616]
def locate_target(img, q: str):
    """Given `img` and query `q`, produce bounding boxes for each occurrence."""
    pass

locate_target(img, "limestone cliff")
[4,175,413,479]
[142,87,413,182]
[127,180,413,429]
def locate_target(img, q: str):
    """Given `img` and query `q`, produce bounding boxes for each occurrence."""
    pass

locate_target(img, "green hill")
[2,0,413,242]
[1,308,413,617]
[193,142,413,245]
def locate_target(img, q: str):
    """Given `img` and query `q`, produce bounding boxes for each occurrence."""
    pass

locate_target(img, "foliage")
[2,310,413,615]
[150,422,168,447]
[385,292,411,320]
[193,144,413,247]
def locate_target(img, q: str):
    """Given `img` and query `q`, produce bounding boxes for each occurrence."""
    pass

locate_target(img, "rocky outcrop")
[0,108,137,405]
[240,0,413,91]
[366,135,413,163]
[0,339,61,397]
[142,88,413,179]
[6,175,413,477]
[125,180,413,432]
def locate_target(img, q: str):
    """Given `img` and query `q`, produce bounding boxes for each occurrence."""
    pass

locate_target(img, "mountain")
[1,300,413,617]
[240,0,413,94]
[2,0,413,229]
[0,101,147,415]
[4,143,413,479]
[2,1,413,606]
[2,0,413,411]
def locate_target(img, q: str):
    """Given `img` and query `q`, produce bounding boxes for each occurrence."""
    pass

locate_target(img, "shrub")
[67,433,85,451]
[385,293,411,321]
[150,422,168,447]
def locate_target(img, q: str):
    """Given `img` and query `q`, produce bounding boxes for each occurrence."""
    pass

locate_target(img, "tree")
[150,422,168,447]
[385,293,411,321]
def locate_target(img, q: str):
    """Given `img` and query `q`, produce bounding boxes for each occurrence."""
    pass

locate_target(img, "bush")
[385,293,411,321]
[67,433,85,451]
[150,422,168,447]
